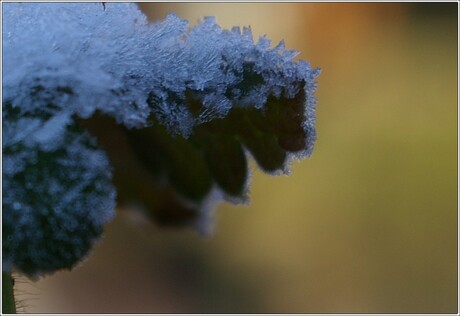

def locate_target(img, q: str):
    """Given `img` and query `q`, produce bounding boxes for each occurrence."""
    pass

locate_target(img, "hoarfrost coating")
[3,2,319,143]
[2,2,320,276]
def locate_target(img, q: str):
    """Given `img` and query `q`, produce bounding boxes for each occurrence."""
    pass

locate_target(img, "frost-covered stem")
[2,273,16,314]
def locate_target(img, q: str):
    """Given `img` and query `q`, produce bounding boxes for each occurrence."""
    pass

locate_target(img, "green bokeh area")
[14,3,457,313]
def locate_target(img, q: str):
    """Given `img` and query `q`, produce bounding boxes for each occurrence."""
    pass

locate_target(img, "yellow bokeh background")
[15,3,457,313]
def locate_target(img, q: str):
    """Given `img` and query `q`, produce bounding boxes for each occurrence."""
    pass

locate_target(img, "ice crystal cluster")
[2,2,320,277]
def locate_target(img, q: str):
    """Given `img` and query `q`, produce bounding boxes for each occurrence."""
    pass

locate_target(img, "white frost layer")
[3,3,318,142]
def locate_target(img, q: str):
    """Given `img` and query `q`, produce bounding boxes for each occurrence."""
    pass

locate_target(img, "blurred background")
[15,2,457,313]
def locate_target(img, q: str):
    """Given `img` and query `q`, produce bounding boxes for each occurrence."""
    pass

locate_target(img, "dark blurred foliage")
[80,79,311,229]
[409,2,457,19]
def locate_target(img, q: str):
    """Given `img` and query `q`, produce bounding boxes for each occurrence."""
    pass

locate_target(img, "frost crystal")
[3,2,320,275]
[3,2,318,141]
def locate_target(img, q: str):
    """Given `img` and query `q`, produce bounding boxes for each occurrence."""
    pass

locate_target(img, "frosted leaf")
[3,2,320,242]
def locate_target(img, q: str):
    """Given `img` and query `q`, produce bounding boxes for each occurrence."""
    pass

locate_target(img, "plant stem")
[2,273,16,314]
